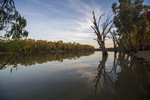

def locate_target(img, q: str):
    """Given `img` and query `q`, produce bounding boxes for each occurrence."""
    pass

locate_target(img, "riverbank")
[134,50,150,65]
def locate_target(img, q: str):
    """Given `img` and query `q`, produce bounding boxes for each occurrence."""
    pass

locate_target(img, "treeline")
[112,0,150,52]
[0,39,95,54]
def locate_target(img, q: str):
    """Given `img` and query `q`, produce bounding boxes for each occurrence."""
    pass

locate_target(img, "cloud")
[67,0,103,31]
[15,0,112,48]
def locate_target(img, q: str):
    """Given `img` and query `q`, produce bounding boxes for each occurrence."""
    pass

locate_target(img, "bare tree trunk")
[100,41,108,55]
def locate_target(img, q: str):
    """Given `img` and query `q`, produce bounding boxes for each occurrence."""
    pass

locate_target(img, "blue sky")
[11,0,150,47]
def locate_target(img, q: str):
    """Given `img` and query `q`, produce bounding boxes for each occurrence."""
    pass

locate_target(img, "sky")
[4,0,150,48]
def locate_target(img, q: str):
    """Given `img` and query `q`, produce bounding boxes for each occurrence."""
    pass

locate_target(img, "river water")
[0,51,150,100]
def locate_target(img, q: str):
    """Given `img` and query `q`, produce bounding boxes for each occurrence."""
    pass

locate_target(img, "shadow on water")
[0,51,94,70]
[93,52,150,100]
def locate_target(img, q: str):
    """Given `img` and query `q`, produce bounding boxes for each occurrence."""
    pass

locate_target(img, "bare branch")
[104,22,114,37]
[92,11,102,41]
[101,15,113,37]
[91,26,97,33]
[98,13,105,28]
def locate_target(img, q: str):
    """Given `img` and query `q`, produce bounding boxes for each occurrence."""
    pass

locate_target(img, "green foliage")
[0,0,16,30]
[112,0,150,51]
[0,39,95,54]
[0,0,28,39]
[0,40,22,55]
[5,16,28,39]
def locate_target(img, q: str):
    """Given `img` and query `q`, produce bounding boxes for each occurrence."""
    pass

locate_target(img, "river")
[0,51,150,100]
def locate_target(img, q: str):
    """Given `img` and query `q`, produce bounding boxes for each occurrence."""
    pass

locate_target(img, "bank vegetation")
[0,39,95,55]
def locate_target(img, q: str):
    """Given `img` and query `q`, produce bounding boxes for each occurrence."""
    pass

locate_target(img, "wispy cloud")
[15,0,109,47]
[67,0,103,32]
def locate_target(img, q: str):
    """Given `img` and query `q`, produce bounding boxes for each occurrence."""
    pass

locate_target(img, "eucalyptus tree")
[112,0,150,51]
[91,11,113,55]
[136,5,150,50]
[0,0,28,39]
[0,0,16,30]
[0,39,95,54]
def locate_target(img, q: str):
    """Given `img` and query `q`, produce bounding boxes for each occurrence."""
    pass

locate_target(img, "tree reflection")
[93,55,114,95]
[0,51,94,70]
[94,52,150,100]
[114,52,150,100]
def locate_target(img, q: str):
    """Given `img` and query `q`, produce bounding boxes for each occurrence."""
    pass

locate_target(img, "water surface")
[0,51,150,100]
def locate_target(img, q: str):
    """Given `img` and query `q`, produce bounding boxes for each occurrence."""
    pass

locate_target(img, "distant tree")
[91,11,113,55]
[0,0,28,39]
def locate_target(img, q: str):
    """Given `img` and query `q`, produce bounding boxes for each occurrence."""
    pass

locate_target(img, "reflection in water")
[93,55,114,95]
[94,52,150,100]
[0,51,150,100]
[0,51,97,100]
[0,51,94,70]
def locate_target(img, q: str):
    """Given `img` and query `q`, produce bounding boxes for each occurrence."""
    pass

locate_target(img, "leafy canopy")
[0,0,28,39]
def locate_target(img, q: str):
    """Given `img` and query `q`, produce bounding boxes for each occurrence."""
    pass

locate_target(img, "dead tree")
[91,11,113,55]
